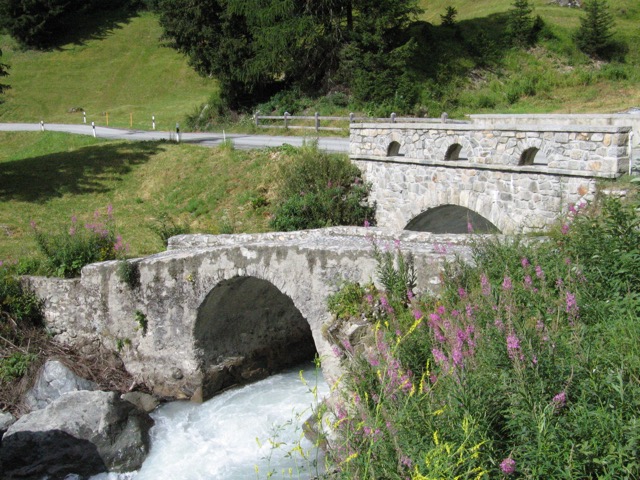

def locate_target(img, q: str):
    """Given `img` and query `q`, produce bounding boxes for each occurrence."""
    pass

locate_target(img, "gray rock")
[0,410,16,437]
[1,390,153,479]
[121,391,159,413]
[25,359,98,411]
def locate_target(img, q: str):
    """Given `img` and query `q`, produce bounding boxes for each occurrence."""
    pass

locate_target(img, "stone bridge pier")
[27,228,474,401]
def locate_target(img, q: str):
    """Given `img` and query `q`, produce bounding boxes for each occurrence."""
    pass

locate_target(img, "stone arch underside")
[405,205,500,234]
[194,276,317,400]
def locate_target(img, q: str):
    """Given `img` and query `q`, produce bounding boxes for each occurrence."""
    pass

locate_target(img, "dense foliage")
[269,144,375,231]
[326,192,640,478]
[155,0,422,109]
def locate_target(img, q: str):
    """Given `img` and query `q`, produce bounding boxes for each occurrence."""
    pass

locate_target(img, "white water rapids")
[91,362,329,480]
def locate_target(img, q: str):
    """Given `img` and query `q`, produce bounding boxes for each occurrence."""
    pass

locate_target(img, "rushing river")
[91,362,329,480]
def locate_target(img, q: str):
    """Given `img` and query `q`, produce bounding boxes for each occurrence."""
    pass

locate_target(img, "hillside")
[412,0,640,115]
[0,2,638,125]
[0,132,280,261]
[0,10,216,130]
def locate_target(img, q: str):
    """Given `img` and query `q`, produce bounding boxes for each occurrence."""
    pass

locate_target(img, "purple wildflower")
[502,276,513,291]
[500,457,516,475]
[506,333,521,360]
[458,287,467,299]
[535,265,545,280]
[552,391,567,409]
[413,309,423,320]
[467,221,474,233]
[524,275,533,289]
[481,274,491,296]
[561,224,570,235]
[364,219,370,228]
[521,257,530,268]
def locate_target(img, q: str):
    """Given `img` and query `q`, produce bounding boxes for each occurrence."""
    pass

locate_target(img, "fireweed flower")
[561,223,570,235]
[500,457,516,475]
[506,333,522,361]
[524,275,533,289]
[521,257,530,268]
[413,309,423,320]
[565,291,579,322]
[502,276,513,291]
[552,391,567,409]
[535,265,545,280]
[481,274,491,296]
[458,287,467,299]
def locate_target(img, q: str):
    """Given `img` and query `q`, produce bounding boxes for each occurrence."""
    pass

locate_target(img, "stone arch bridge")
[28,228,473,401]
[351,120,632,233]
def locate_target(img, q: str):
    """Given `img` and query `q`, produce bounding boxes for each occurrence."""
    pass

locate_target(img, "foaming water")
[91,362,328,480]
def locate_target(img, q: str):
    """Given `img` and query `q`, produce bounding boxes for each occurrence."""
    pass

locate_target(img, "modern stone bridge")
[28,228,475,401]
[351,119,632,233]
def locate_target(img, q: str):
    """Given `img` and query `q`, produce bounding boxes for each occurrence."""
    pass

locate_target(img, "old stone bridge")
[28,228,473,401]
[351,116,632,233]
[28,114,636,400]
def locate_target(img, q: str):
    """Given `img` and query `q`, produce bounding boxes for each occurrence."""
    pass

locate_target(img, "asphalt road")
[0,123,350,153]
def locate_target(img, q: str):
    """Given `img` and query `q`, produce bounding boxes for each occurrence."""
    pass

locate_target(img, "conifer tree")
[0,49,8,98]
[507,0,534,47]
[575,0,615,57]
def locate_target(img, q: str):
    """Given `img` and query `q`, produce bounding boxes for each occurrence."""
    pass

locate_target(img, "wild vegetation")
[324,188,640,478]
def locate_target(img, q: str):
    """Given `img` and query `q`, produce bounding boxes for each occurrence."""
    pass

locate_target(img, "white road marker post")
[92,121,96,138]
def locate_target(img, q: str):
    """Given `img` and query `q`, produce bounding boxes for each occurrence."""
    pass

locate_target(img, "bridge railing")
[253,111,470,132]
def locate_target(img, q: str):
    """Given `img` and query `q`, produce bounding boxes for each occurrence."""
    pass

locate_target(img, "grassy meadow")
[0,132,283,262]
[0,10,216,130]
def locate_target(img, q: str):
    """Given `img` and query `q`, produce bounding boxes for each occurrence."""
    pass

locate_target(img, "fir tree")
[575,0,615,57]
[0,49,8,98]
[507,0,534,47]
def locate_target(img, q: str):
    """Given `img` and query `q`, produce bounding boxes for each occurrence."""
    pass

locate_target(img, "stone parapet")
[350,123,630,177]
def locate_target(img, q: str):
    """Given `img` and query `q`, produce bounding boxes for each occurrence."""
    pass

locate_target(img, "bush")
[0,263,42,334]
[32,206,127,278]
[269,144,375,231]
[325,192,640,478]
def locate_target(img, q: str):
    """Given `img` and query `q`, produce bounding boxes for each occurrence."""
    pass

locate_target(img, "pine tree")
[575,0,615,57]
[507,0,534,47]
[0,49,8,98]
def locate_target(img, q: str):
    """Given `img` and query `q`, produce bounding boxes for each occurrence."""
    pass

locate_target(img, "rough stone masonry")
[350,122,631,233]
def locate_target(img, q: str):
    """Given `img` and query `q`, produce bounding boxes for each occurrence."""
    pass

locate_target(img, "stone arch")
[404,205,500,234]
[387,141,402,156]
[444,143,463,160]
[515,138,549,165]
[193,276,317,400]
[437,135,472,160]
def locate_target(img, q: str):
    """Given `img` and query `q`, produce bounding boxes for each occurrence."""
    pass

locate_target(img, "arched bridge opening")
[404,205,500,234]
[194,276,317,401]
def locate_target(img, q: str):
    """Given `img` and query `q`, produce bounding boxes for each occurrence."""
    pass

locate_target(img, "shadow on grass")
[0,141,165,202]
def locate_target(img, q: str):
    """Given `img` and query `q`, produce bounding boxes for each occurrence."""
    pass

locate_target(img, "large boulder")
[24,359,98,411]
[0,411,16,438]
[1,390,153,479]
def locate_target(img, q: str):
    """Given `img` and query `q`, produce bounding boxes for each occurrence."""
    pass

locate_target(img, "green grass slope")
[0,10,216,130]
[414,0,640,115]
[0,132,280,261]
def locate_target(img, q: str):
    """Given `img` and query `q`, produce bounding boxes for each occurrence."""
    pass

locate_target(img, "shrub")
[0,352,38,382]
[325,192,640,478]
[32,205,127,278]
[0,262,43,334]
[269,144,375,231]
[148,213,191,247]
